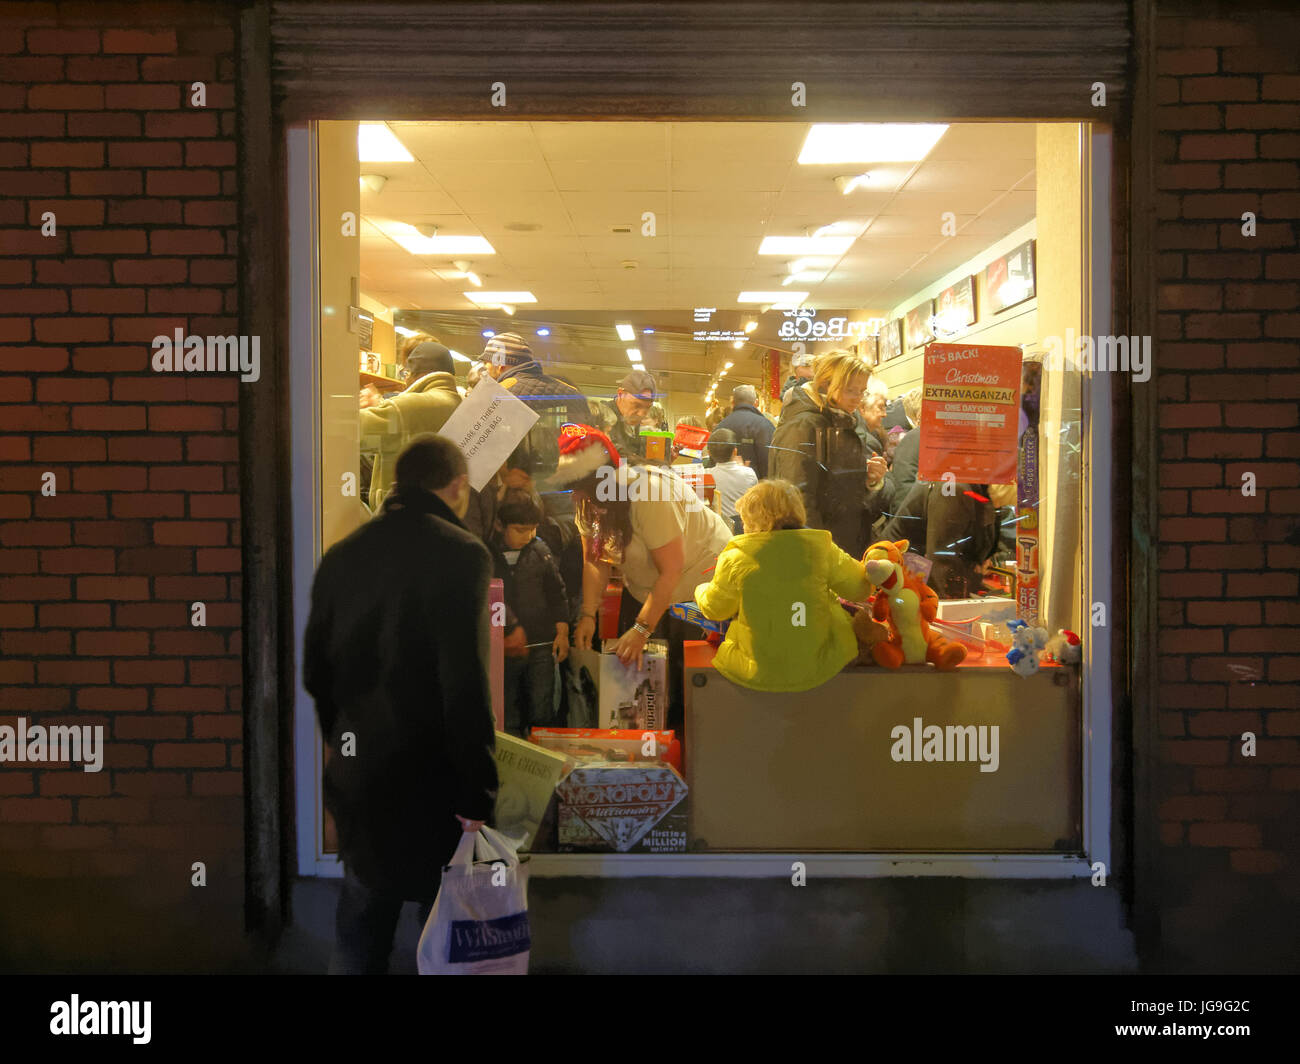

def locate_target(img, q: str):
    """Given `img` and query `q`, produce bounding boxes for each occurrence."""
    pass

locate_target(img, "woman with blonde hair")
[768,349,888,557]
[693,478,869,692]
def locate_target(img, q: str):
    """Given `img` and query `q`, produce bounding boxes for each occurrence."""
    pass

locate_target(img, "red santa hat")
[554,423,622,485]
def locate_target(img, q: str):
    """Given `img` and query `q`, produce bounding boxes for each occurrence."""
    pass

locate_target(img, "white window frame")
[288,121,1114,881]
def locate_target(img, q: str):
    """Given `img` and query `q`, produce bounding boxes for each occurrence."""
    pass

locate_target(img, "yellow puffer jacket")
[693,528,869,693]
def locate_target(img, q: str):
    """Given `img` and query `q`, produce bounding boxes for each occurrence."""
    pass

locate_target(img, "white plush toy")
[1005,619,1050,677]
[1045,629,1082,665]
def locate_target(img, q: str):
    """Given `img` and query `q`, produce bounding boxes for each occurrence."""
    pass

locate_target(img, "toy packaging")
[555,763,689,853]
[638,429,674,462]
[492,731,570,851]
[599,642,668,729]
[529,727,682,773]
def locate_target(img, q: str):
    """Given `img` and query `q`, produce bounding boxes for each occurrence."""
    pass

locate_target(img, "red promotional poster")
[917,343,1023,485]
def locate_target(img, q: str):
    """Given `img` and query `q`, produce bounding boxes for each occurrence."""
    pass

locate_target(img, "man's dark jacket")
[888,425,921,499]
[880,481,1001,599]
[497,360,592,479]
[303,488,498,900]
[714,402,776,478]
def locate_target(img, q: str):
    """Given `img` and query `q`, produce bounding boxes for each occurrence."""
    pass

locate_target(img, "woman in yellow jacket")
[694,478,869,693]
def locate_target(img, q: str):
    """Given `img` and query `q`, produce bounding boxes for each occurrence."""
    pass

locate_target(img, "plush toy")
[1045,629,1082,665]
[859,539,966,670]
[1006,619,1050,676]
[850,604,892,665]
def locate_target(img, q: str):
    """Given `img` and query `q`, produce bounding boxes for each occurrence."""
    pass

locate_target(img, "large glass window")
[295,119,1099,865]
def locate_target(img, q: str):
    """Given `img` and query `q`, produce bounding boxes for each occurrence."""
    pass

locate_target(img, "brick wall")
[0,1,245,971]
[1152,2,1300,970]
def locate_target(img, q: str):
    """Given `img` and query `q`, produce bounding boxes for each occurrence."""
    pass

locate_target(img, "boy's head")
[706,426,740,465]
[498,489,543,549]
[736,478,806,534]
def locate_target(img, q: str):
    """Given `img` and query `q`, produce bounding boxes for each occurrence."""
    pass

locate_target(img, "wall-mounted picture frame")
[878,319,903,363]
[904,300,935,350]
[857,335,879,366]
[985,239,1036,314]
[935,274,977,334]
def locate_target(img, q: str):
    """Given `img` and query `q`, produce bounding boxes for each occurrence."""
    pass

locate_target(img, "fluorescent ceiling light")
[759,236,855,256]
[394,325,419,338]
[834,173,872,195]
[626,348,642,361]
[464,291,536,305]
[798,123,948,165]
[615,323,636,342]
[739,291,808,303]
[376,221,494,256]
[744,321,757,333]
[724,362,735,369]
[448,349,472,363]
[358,123,414,163]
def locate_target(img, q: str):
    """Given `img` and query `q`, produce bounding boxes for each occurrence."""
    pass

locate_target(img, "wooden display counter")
[683,643,1081,853]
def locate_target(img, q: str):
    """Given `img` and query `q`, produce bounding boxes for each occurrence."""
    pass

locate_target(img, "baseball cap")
[619,368,656,400]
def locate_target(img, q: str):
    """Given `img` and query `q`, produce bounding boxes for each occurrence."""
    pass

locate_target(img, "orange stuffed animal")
[856,539,966,671]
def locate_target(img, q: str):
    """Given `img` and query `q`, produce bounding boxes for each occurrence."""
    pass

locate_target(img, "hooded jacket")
[768,383,876,558]
[359,371,462,510]
[303,488,498,899]
[694,527,869,692]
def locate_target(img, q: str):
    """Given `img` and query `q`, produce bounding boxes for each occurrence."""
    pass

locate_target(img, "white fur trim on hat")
[553,438,618,485]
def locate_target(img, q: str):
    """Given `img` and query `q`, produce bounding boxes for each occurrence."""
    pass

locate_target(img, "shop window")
[291,120,1107,868]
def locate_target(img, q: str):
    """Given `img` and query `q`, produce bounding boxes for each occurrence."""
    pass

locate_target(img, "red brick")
[113,659,185,685]
[1159,794,1227,820]
[1159,822,1184,846]
[0,228,67,255]
[39,547,115,574]
[76,575,150,600]
[70,229,147,256]
[67,112,140,138]
[108,435,183,460]
[36,659,108,685]
[154,576,227,601]
[1180,77,1259,104]
[103,83,180,110]
[76,686,146,712]
[80,797,151,824]
[0,798,72,824]
[1159,402,1221,428]
[71,287,145,315]
[191,259,235,285]
[1186,253,1260,280]
[30,141,104,168]
[102,29,177,54]
[107,140,182,168]
[69,171,140,196]
[110,494,184,518]
[1229,850,1286,874]
[26,28,101,53]
[1225,162,1300,189]
[106,198,183,225]
[148,464,224,491]
[146,112,218,139]
[2,630,70,655]
[153,743,226,769]
[35,377,109,404]
[1189,822,1263,847]
[1187,600,1261,626]
[1224,570,1297,597]
[154,686,226,713]
[26,198,105,228]
[1179,133,1256,160]
[1260,134,1300,159]
[0,170,66,196]
[1,521,69,546]
[139,55,216,81]
[28,83,104,110]
[76,630,151,656]
[1262,74,1300,99]
[147,287,223,314]
[1156,630,1225,656]
[1225,102,1300,128]
[70,405,146,432]
[196,548,240,573]
[1158,284,1222,311]
[1157,48,1218,76]
[116,547,193,576]
[1220,222,1296,249]
[192,771,241,796]
[110,316,185,343]
[114,714,187,740]
[145,169,220,197]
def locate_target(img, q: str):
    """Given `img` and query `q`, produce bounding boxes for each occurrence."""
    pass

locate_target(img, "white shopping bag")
[417,826,530,975]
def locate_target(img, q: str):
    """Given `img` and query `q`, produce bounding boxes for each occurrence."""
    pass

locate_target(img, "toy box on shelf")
[555,762,690,854]
[529,727,682,773]
[599,641,668,729]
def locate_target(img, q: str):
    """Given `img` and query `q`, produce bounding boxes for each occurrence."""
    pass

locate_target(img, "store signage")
[777,308,885,341]
[439,374,539,491]
[693,329,749,342]
[917,343,1022,485]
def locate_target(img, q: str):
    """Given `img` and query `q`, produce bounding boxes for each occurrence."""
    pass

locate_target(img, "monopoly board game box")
[599,643,668,730]
[556,763,689,853]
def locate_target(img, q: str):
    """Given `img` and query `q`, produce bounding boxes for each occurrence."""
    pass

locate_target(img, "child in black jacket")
[490,490,570,737]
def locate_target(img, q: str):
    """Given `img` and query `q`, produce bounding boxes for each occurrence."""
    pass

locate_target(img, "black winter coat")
[489,533,569,642]
[715,403,776,479]
[888,425,921,499]
[498,361,593,481]
[769,384,874,558]
[880,481,1001,599]
[303,489,498,900]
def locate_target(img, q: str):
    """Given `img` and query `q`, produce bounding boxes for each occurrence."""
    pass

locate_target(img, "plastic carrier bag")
[417,826,530,975]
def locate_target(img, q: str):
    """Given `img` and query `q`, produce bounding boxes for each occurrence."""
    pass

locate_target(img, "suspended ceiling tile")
[535,121,669,161]
[670,158,790,193]
[424,159,556,192]
[391,121,547,164]
[549,159,669,192]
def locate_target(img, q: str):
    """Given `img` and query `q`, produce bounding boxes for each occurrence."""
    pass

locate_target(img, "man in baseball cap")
[591,368,657,460]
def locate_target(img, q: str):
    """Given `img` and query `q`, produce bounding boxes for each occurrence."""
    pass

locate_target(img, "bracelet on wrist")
[632,621,652,638]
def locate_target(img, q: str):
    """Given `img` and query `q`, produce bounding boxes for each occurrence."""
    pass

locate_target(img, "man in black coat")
[714,384,776,479]
[304,434,498,974]
[879,480,1005,599]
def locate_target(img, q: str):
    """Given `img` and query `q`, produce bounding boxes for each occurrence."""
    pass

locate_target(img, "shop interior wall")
[872,220,1040,399]
[357,293,395,369]
[318,120,366,551]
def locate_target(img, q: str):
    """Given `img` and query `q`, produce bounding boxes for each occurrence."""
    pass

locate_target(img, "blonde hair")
[811,350,872,410]
[902,386,923,426]
[736,479,807,533]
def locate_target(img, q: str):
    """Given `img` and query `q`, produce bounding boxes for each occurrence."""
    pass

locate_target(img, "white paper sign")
[439,375,540,491]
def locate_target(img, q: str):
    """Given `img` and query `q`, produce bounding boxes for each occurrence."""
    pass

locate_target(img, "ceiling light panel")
[358,123,414,163]
[798,124,949,165]
[758,236,855,256]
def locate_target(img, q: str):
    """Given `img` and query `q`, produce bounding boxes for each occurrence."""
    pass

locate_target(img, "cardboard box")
[492,730,569,852]
[529,728,681,773]
[599,643,668,730]
[556,763,689,853]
